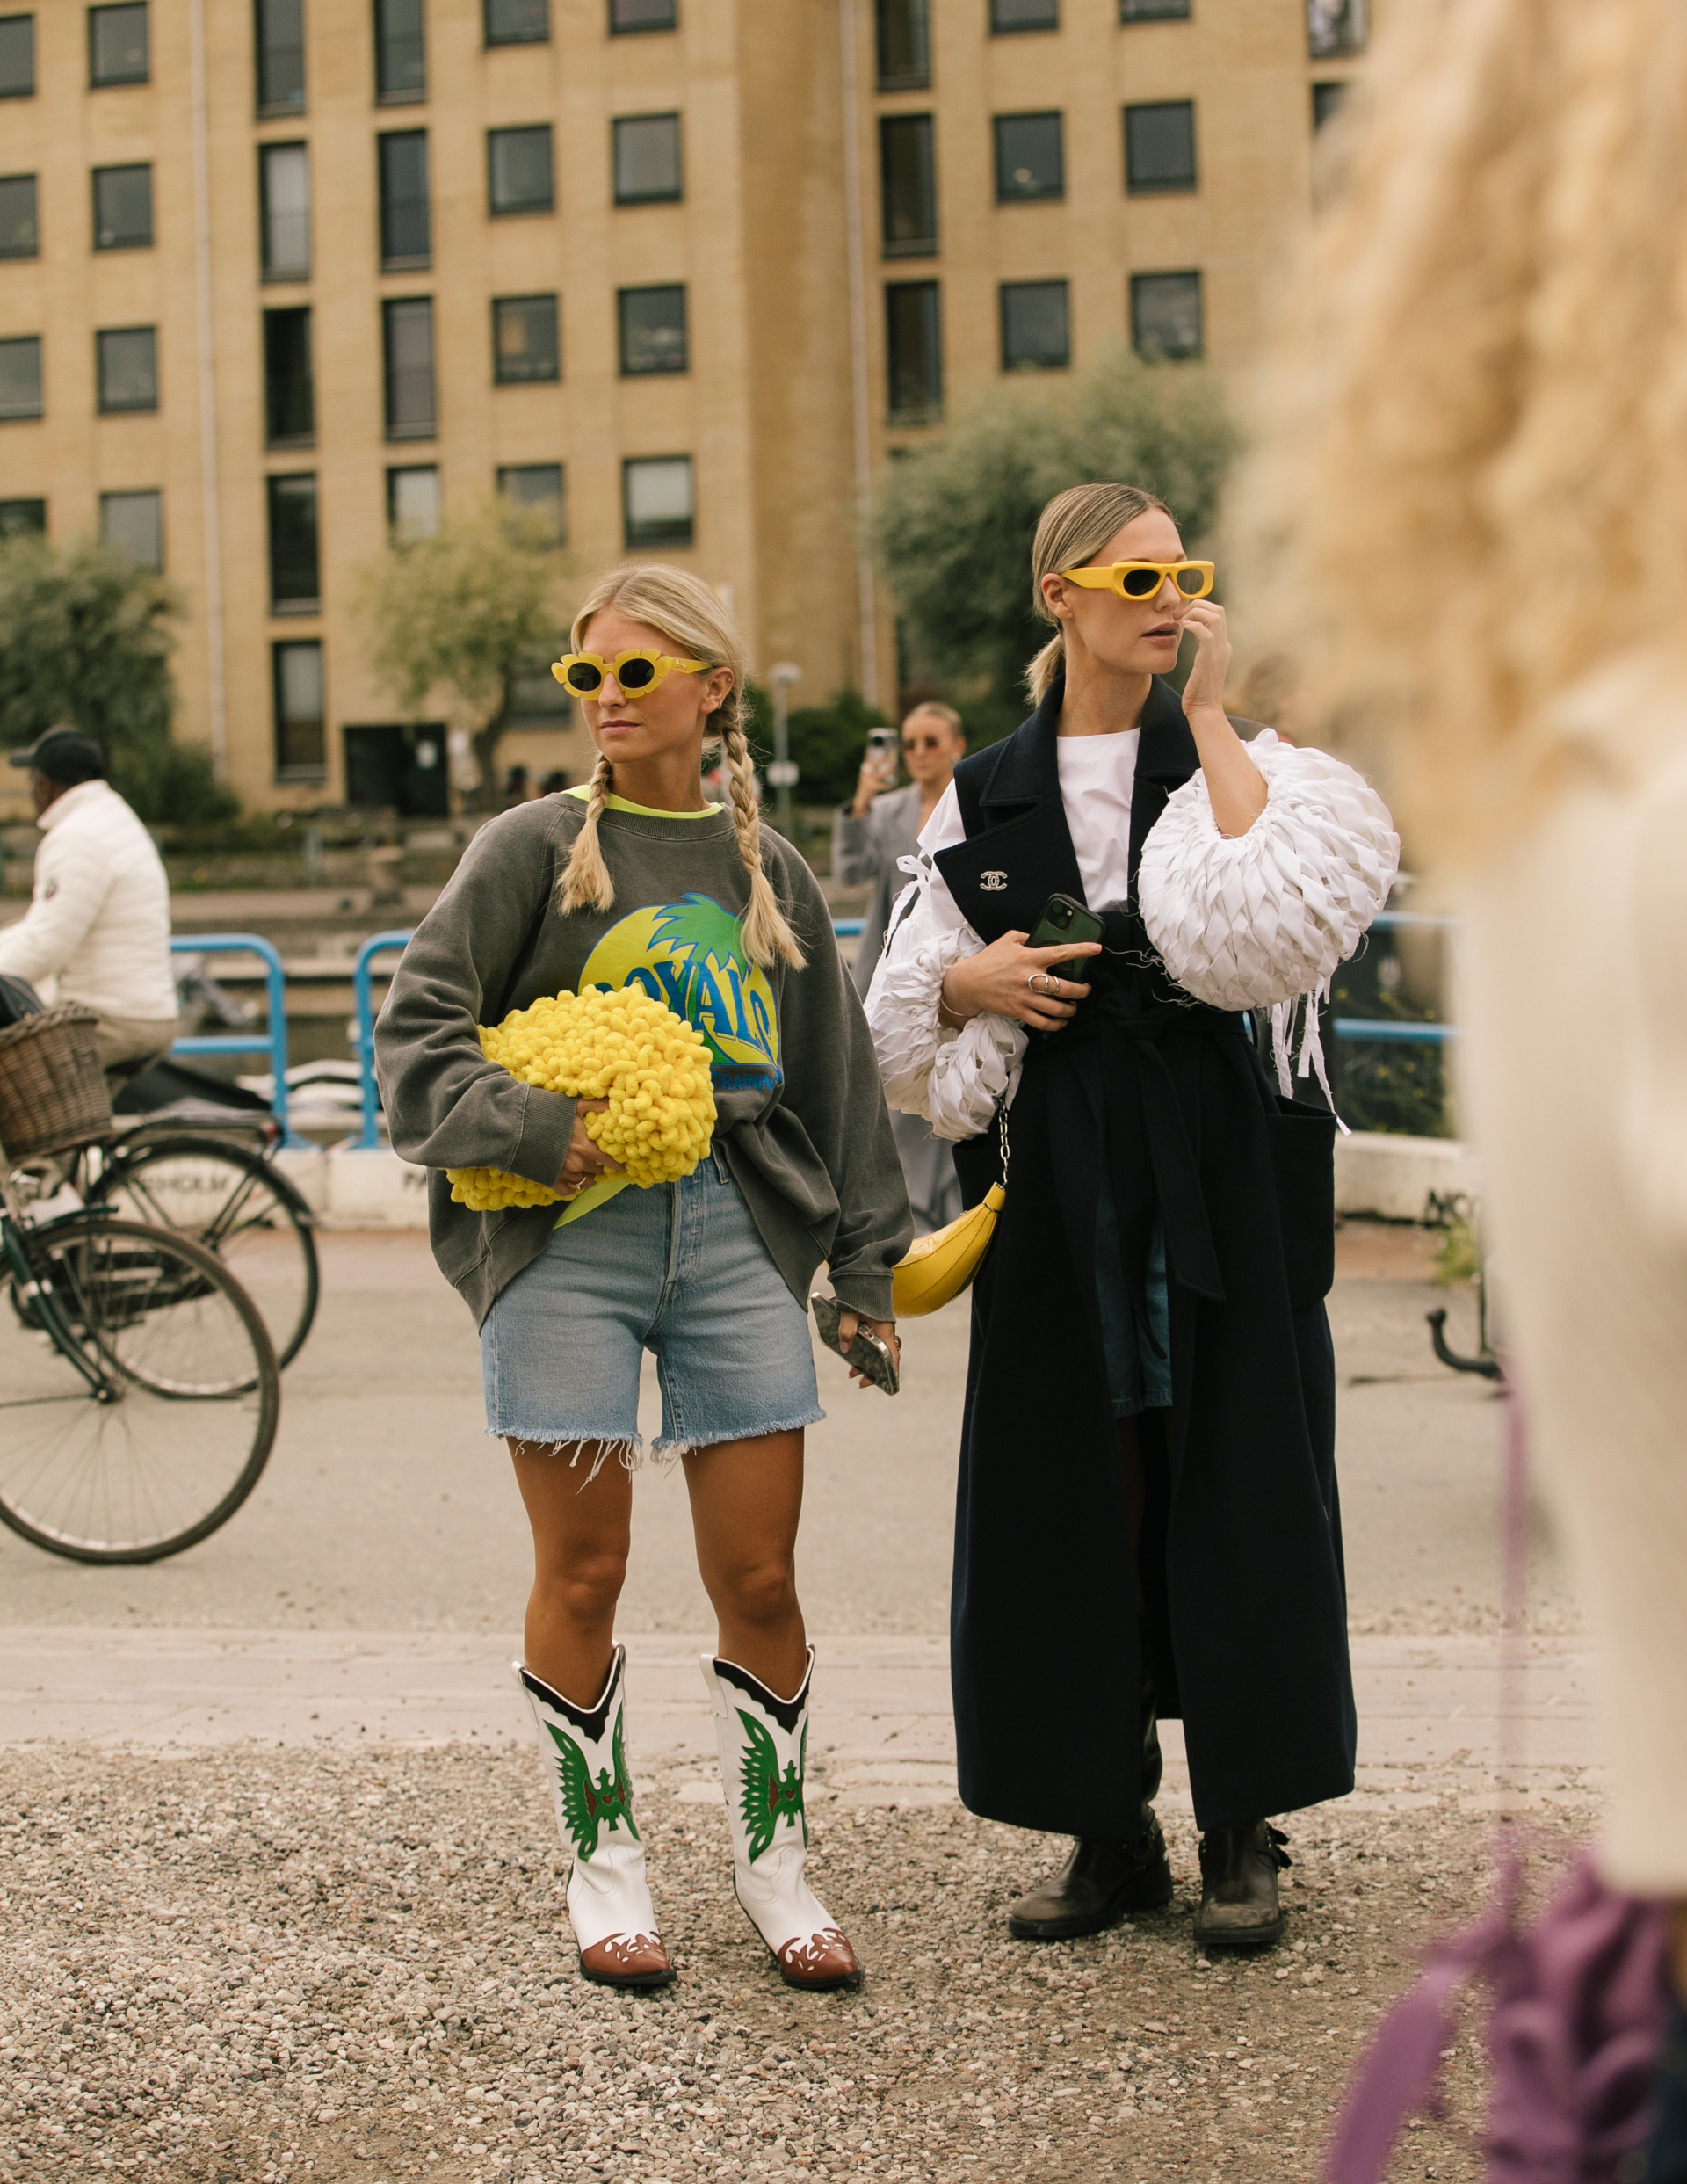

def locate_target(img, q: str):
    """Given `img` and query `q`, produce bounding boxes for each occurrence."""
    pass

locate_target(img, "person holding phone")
[865,482,1397,1956]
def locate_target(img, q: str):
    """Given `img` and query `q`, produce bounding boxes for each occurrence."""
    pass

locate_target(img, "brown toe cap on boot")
[776,1928,863,1992]
[580,1932,677,1989]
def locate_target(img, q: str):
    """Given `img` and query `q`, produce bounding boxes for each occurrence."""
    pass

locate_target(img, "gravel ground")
[0,1744,1603,2184]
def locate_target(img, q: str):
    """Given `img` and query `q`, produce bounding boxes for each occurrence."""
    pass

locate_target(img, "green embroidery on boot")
[546,1709,639,1861]
[736,1709,805,1862]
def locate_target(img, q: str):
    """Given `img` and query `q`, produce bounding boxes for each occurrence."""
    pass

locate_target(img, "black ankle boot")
[1008,1813,1174,1941]
[1193,1822,1291,1950]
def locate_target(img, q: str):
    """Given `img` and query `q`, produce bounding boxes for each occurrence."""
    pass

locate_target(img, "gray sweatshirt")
[374,795,913,1328]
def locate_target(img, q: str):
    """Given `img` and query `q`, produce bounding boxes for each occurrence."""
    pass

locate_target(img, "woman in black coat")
[865,482,1398,1948]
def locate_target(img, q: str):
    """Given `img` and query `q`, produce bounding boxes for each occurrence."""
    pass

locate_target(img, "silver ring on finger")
[1027,970,1047,996]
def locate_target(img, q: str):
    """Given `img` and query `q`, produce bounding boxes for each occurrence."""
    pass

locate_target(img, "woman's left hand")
[1179,599,1232,721]
[835,1309,901,1392]
[1177,599,1268,836]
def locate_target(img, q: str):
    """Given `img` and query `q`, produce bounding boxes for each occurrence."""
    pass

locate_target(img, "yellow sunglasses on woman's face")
[1059,560,1215,602]
[552,648,708,696]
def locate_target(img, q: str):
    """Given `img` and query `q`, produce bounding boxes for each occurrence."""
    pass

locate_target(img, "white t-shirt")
[916,727,1140,918]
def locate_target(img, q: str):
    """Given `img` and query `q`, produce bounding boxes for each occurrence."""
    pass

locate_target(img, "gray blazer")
[831,782,924,995]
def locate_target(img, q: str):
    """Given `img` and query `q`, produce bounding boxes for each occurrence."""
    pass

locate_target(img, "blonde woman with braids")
[1242,0,1687,2160]
[866,482,1397,1959]
[378,564,911,1995]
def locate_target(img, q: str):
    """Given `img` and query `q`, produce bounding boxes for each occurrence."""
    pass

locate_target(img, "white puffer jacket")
[0,780,177,1019]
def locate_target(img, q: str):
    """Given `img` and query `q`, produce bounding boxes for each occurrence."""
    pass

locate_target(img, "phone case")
[1027,893,1104,981]
[810,1294,901,1395]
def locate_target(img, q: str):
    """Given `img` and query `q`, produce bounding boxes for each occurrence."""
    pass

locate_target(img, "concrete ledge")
[1335,1131,1480,1223]
[321,1143,431,1227]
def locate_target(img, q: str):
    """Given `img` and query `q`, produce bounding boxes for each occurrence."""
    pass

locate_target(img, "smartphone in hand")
[1026,891,1104,987]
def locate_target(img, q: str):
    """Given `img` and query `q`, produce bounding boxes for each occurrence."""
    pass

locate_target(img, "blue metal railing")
[349,931,416,1150]
[169,932,302,1146]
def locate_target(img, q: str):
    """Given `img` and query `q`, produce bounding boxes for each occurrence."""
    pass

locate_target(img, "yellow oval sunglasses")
[1059,560,1215,601]
[552,648,708,696]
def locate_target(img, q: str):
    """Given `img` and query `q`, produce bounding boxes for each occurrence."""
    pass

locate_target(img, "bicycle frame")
[0,1144,122,1398]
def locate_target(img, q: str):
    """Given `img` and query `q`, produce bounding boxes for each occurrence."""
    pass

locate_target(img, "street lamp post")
[767,661,803,840]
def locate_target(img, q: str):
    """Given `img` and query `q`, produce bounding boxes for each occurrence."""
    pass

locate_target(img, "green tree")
[874,344,1239,742]
[354,500,568,809]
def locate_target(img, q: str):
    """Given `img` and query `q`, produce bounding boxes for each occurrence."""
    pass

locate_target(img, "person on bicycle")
[377,562,910,1993]
[0,728,177,1076]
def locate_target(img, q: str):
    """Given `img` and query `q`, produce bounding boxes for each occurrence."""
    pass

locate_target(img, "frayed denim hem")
[484,1427,643,1483]
[650,1406,826,1464]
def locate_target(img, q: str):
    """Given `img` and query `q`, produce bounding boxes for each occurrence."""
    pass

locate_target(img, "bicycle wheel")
[0,1215,280,1564]
[86,1133,320,1368]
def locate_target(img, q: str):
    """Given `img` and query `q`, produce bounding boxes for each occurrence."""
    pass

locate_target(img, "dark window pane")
[375,0,425,99]
[1000,279,1068,370]
[885,279,941,424]
[874,0,928,89]
[1312,79,1348,128]
[387,464,439,539]
[0,498,46,533]
[1125,100,1196,192]
[267,473,319,611]
[0,172,37,257]
[994,112,1063,200]
[622,456,692,546]
[0,333,41,419]
[1120,0,1190,17]
[89,4,148,85]
[498,462,565,541]
[93,163,153,249]
[493,294,559,383]
[1131,269,1202,359]
[488,125,554,214]
[260,142,310,279]
[255,0,305,111]
[485,0,548,43]
[0,15,35,97]
[101,488,162,569]
[272,640,325,778]
[264,307,314,446]
[1308,0,1365,58]
[618,285,686,375]
[382,297,435,438]
[610,0,676,26]
[991,0,1057,28]
[379,131,430,266]
[880,114,936,258]
[612,113,682,203]
[96,325,156,412]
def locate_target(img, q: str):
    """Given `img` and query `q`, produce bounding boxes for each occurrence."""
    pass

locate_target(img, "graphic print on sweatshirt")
[578,894,782,1095]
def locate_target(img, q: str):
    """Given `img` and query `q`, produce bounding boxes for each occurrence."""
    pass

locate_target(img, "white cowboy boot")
[700,1648,861,1990]
[515,1647,674,1988]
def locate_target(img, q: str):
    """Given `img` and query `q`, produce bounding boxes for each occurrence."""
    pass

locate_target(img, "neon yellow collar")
[565,784,721,820]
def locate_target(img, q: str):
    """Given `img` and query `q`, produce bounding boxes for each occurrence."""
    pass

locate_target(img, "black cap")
[7,727,106,787]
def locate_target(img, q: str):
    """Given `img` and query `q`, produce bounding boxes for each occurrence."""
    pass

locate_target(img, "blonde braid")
[721,704,806,969]
[558,749,615,914]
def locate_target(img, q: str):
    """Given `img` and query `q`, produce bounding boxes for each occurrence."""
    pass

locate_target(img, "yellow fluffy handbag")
[891,1108,1008,1318]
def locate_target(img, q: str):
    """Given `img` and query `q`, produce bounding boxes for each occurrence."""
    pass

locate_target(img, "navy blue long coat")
[933,676,1357,1839]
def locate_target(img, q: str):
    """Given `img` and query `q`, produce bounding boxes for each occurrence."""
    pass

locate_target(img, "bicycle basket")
[0,1005,112,1161]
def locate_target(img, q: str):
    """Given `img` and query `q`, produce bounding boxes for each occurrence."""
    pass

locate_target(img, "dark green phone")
[1026,891,1104,987]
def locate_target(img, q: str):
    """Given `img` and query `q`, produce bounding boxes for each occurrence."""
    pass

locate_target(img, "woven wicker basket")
[0,1005,112,1162]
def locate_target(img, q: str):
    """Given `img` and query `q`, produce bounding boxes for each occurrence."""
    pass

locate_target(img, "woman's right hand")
[554,1099,622,1197]
[939,932,1102,1033]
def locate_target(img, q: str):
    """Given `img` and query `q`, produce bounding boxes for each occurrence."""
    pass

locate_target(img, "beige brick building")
[0,0,1366,816]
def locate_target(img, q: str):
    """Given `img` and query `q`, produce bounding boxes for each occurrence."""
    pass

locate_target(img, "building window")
[1131,269,1202,359]
[622,456,693,548]
[875,0,929,91]
[618,285,686,375]
[1125,101,1196,193]
[387,464,439,539]
[488,125,554,215]
[260,143,310,280]
[994,112,1063,201]
[100,488,162,569]
[612,113,682,205]
[0,334,41,420]
[991,0,1057,29]
[374,0,425,101]
[1121,0,1190,18]
[96,325,157,412]
[610,0,676,27]
[93,163,153,249]
[89,4,148,86]
[264,308,314,446]
[1000,279,1068,371]
[378,131,430,268]
[1308,0,1365,58]
[885,279,941,424]
[0,14,35,97]
[880,115,937,259]
[484,0,547,44]
[255,0,306,112]
[0,497,46,533]
[498,461,565,541]
[0,172,37,258]
[382,296,435,438]
[267,473,319,613]
[493,294,559,383]
[1312,80,1349,128]
[272,639,326,780]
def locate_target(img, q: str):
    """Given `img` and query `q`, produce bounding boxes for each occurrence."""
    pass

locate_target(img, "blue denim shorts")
[479,1157,822,1462]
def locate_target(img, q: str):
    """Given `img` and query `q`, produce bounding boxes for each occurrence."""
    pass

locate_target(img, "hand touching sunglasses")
[1059,560,1215,601]
[552,648,708,696]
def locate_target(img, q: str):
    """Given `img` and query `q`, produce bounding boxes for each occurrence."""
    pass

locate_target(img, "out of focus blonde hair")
[1025,483,1171,704]
[1240,0,1687,864]
[558,563,805,968]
